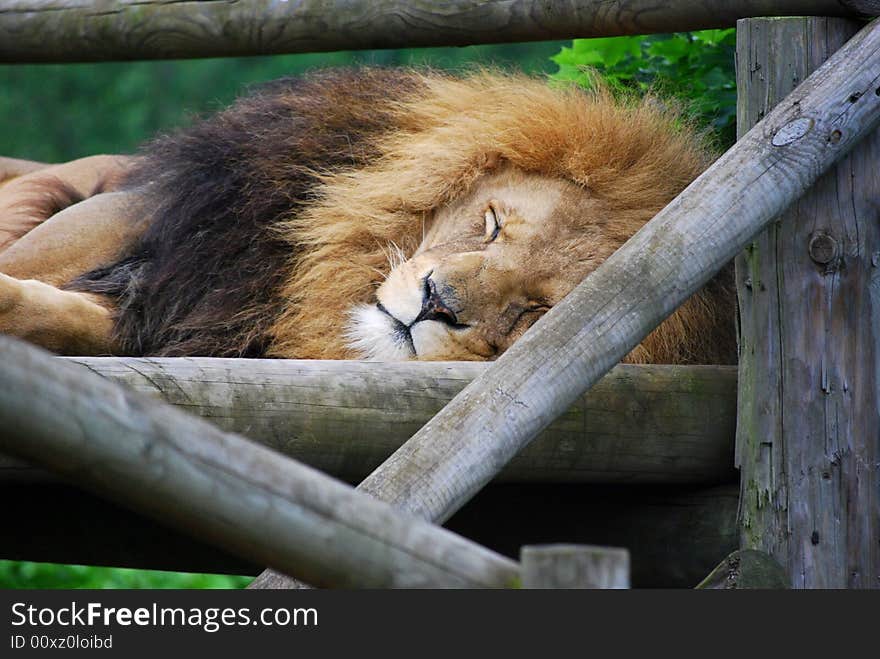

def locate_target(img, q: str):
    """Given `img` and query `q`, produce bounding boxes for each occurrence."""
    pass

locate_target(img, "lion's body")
[0,68,736,365]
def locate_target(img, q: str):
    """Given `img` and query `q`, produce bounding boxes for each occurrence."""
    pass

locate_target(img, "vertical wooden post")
[735,17,880,588]
[520,545,630,589]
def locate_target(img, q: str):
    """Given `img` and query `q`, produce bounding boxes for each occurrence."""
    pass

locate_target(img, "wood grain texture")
[735,17,880,588]
[0,358,737,486]
[521,544,630,589]
[253,16,880,588]
[0,335,520,589]
[0,1,878,63]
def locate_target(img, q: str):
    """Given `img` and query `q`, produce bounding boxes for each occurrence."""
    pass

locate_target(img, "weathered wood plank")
[253,17,880,589]
[0,358,737,486]
[521,544,630,589]
[0,1,877,63]
[0,335,520,589]
[735,17,880,588]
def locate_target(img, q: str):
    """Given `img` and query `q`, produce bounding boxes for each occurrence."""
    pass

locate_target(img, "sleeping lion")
[0,68,735,364]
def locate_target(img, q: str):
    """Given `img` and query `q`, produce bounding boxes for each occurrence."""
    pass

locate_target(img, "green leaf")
[549,29,737,148]
[646,36,691,63]
[570,36,641,67]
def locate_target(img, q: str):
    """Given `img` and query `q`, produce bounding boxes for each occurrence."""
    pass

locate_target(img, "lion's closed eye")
[503,304,550,336]
[484,203,502,242]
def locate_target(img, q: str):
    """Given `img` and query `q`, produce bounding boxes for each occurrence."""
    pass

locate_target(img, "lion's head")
[268,70,736,365]
[347,166,611,360]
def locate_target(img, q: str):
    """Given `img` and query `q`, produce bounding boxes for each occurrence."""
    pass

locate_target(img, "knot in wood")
[808,232,839,265]
[771,117,813,146]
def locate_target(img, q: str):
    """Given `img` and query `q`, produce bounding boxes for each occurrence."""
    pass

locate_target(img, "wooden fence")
[1,1,879,63]
[0,1,878,588]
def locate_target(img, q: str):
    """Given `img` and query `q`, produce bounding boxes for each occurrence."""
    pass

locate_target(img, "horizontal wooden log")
[0,336,520,589]
[0,481,737,589]
[0,1,877,63]
[0,358,737,486]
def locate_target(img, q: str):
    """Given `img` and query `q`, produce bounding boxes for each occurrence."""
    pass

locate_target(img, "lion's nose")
[414,276,463,328]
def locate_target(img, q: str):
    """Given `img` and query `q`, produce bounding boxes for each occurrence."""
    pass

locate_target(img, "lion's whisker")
[367,265,389,280]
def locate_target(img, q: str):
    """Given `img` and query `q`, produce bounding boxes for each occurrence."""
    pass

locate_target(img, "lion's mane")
[71,68,734,364]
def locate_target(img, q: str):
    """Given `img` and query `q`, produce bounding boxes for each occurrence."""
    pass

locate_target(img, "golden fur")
[271,72,732,363]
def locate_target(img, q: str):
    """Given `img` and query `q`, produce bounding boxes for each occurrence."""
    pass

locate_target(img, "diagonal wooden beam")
[0,336,520,589]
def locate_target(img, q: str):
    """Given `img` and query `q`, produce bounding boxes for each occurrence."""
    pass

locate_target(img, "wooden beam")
[253,16,880,589]
[0,359,737,486]
[735,17,880,588]
[0,1,877,63]
[0,336,520,589]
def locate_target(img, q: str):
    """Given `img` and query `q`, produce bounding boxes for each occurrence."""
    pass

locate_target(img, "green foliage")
[0,560,250,589]
[550,30,737,146]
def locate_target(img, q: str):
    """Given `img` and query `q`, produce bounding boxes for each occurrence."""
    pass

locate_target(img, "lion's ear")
[477,152,501,170]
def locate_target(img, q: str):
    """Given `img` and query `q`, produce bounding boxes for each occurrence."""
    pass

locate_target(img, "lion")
[0,68,735,364]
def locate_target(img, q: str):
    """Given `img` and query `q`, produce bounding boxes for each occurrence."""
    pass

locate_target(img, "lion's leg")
[0,157,139,355]
[0,155,134,252]
[0,156,52,187]
[0,273,116,355]
[0,190,146,286]
[0,154,131,196]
